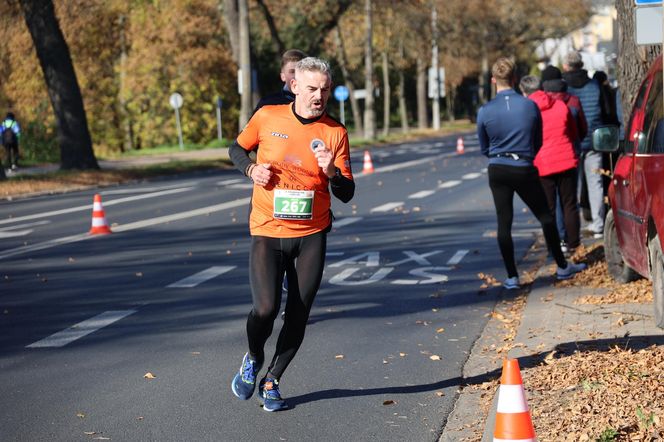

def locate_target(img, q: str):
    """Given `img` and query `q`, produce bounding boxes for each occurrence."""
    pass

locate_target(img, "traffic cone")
[456,137,465,154]
[89,194,112,235]
[362,150,374,174]
[493,359,537,441]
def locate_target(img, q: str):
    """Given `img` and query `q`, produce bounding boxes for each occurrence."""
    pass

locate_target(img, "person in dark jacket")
[521,75,581,253]
[1,112,21,171]
[562,51,616,237]
[476,57,586,290]
[254,49,307,112]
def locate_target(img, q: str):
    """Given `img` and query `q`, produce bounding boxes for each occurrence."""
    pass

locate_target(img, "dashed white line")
[438,180,461,189]
[217,178,246,186]
[447,250,469,266]
[27,310,137,348]
[168,266,236,288]
[408,190,436,199]
[371,202,404,213]
[333,217,362,228]
[462,172,482,180]
[228,183,254,190]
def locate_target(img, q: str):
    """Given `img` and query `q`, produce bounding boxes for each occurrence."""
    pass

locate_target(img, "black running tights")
[488,164,566,278]
[246,231,326,380]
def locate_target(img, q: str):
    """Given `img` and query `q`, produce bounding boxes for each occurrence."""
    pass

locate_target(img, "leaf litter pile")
[467,243,663,441]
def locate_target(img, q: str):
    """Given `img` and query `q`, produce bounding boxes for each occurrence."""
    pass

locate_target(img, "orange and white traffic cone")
[456,137,465,154]
[89,194,112,235]
[362,150,374,174]
[493,359,537,441]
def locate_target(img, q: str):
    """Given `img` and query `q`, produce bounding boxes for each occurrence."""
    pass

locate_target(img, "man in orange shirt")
[229,57,354,411]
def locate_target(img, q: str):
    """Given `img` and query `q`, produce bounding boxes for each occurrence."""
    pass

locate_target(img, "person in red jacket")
[520,75,581,252]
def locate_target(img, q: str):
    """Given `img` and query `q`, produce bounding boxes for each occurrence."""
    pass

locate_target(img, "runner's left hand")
[314,146,335,177]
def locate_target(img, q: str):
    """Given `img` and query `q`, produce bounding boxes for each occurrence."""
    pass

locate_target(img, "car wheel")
[648,234,664,329]
[603,210,639,283]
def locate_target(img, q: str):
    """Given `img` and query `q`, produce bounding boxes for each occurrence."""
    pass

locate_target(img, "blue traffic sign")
[334,85,349,101]
[635,0,661,4]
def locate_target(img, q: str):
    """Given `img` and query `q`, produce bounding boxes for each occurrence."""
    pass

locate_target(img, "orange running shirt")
[236,104,353,238]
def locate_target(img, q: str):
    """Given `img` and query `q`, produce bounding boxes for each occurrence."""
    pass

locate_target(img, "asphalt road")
[0,133,539,441]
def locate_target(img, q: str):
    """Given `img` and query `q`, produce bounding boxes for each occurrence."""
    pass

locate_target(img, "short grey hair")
[564,51,584,70]
[296,57,332,82]
[519,75,540,96]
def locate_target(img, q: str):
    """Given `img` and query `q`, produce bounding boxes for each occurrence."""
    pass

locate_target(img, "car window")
[642,70,663,154]
[625,73,652,151]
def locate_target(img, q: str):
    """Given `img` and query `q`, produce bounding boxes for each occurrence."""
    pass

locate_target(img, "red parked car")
[595,55,664,328]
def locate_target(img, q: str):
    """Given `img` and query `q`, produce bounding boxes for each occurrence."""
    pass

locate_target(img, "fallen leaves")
[383,400,397,406]
[143,372,156,379]
[429,355,441,361]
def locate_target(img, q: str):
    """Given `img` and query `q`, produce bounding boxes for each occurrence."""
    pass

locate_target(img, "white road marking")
[101,182,197,195]
[0,220,50,238]
[0,187,194,226]
[229,183,254,190]
[408,190,435,199]
[168,266,236,288]
[27,310,137,348]
[0,229,33,238]
[438,180,461,189]
[447,250,469,266]
[483,228,541,238]
[462,172,482,180]
[0,197,251,261]
[370,202,404,213]
[216,178,246,186]
[333,217,362,228]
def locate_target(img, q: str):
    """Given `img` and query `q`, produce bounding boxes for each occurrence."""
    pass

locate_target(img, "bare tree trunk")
[238,0,251,129]
[430,2,440,130]
[255,0,285,56]
[615,0,661,120]
[382,51,390,137]
[397,38,408,134]
[417,58,427,130]
[398,69,409,133]
[363,0,376,140]
[334,27,363,135]
[446,89,455,121]
[20,0,98,170]
[118,14,133,152]
[222,0,240,64]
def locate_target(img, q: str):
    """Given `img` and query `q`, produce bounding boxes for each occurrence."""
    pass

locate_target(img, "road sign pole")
[340,100,345,126]
[175,108,184,151]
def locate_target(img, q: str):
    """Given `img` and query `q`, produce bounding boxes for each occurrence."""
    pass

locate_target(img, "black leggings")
[488,164,566,278]
[246,231,327,380]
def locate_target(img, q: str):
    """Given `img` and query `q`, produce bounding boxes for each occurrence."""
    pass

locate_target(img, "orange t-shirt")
[236,104,353,238]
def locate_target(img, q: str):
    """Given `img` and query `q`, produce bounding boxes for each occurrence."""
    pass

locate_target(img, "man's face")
[280,61,298,92]
[292,69,331,118]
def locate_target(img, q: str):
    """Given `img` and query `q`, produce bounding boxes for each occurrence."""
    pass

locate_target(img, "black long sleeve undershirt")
[228,140,354,203]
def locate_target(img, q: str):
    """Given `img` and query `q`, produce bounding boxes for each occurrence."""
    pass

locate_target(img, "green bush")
[19,120,59,164]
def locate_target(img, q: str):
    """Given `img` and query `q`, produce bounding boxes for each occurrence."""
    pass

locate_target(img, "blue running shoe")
[231,353,262,400]
[258,377,287,412]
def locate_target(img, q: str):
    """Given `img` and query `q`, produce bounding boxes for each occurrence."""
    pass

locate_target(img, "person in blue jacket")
[476,57,586,289]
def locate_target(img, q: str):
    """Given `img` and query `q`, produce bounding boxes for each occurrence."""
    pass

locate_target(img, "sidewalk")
[7,147,230,177]
[440,236,664,441]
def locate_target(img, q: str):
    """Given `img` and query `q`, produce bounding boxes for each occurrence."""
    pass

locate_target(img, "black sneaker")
[258,377,287,412]
[231,353,262,400]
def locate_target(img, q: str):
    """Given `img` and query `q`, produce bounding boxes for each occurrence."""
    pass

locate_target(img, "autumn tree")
[19,0,98,170]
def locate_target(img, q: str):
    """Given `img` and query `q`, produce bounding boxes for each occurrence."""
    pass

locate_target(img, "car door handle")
[623,179,630,186]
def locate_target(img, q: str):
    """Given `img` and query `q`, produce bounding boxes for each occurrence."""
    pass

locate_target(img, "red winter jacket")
[547,91,587,144]
[529,90,578,177]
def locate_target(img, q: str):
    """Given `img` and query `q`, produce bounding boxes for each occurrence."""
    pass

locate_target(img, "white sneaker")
[556,261,587,280]
[503,276,520,289]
